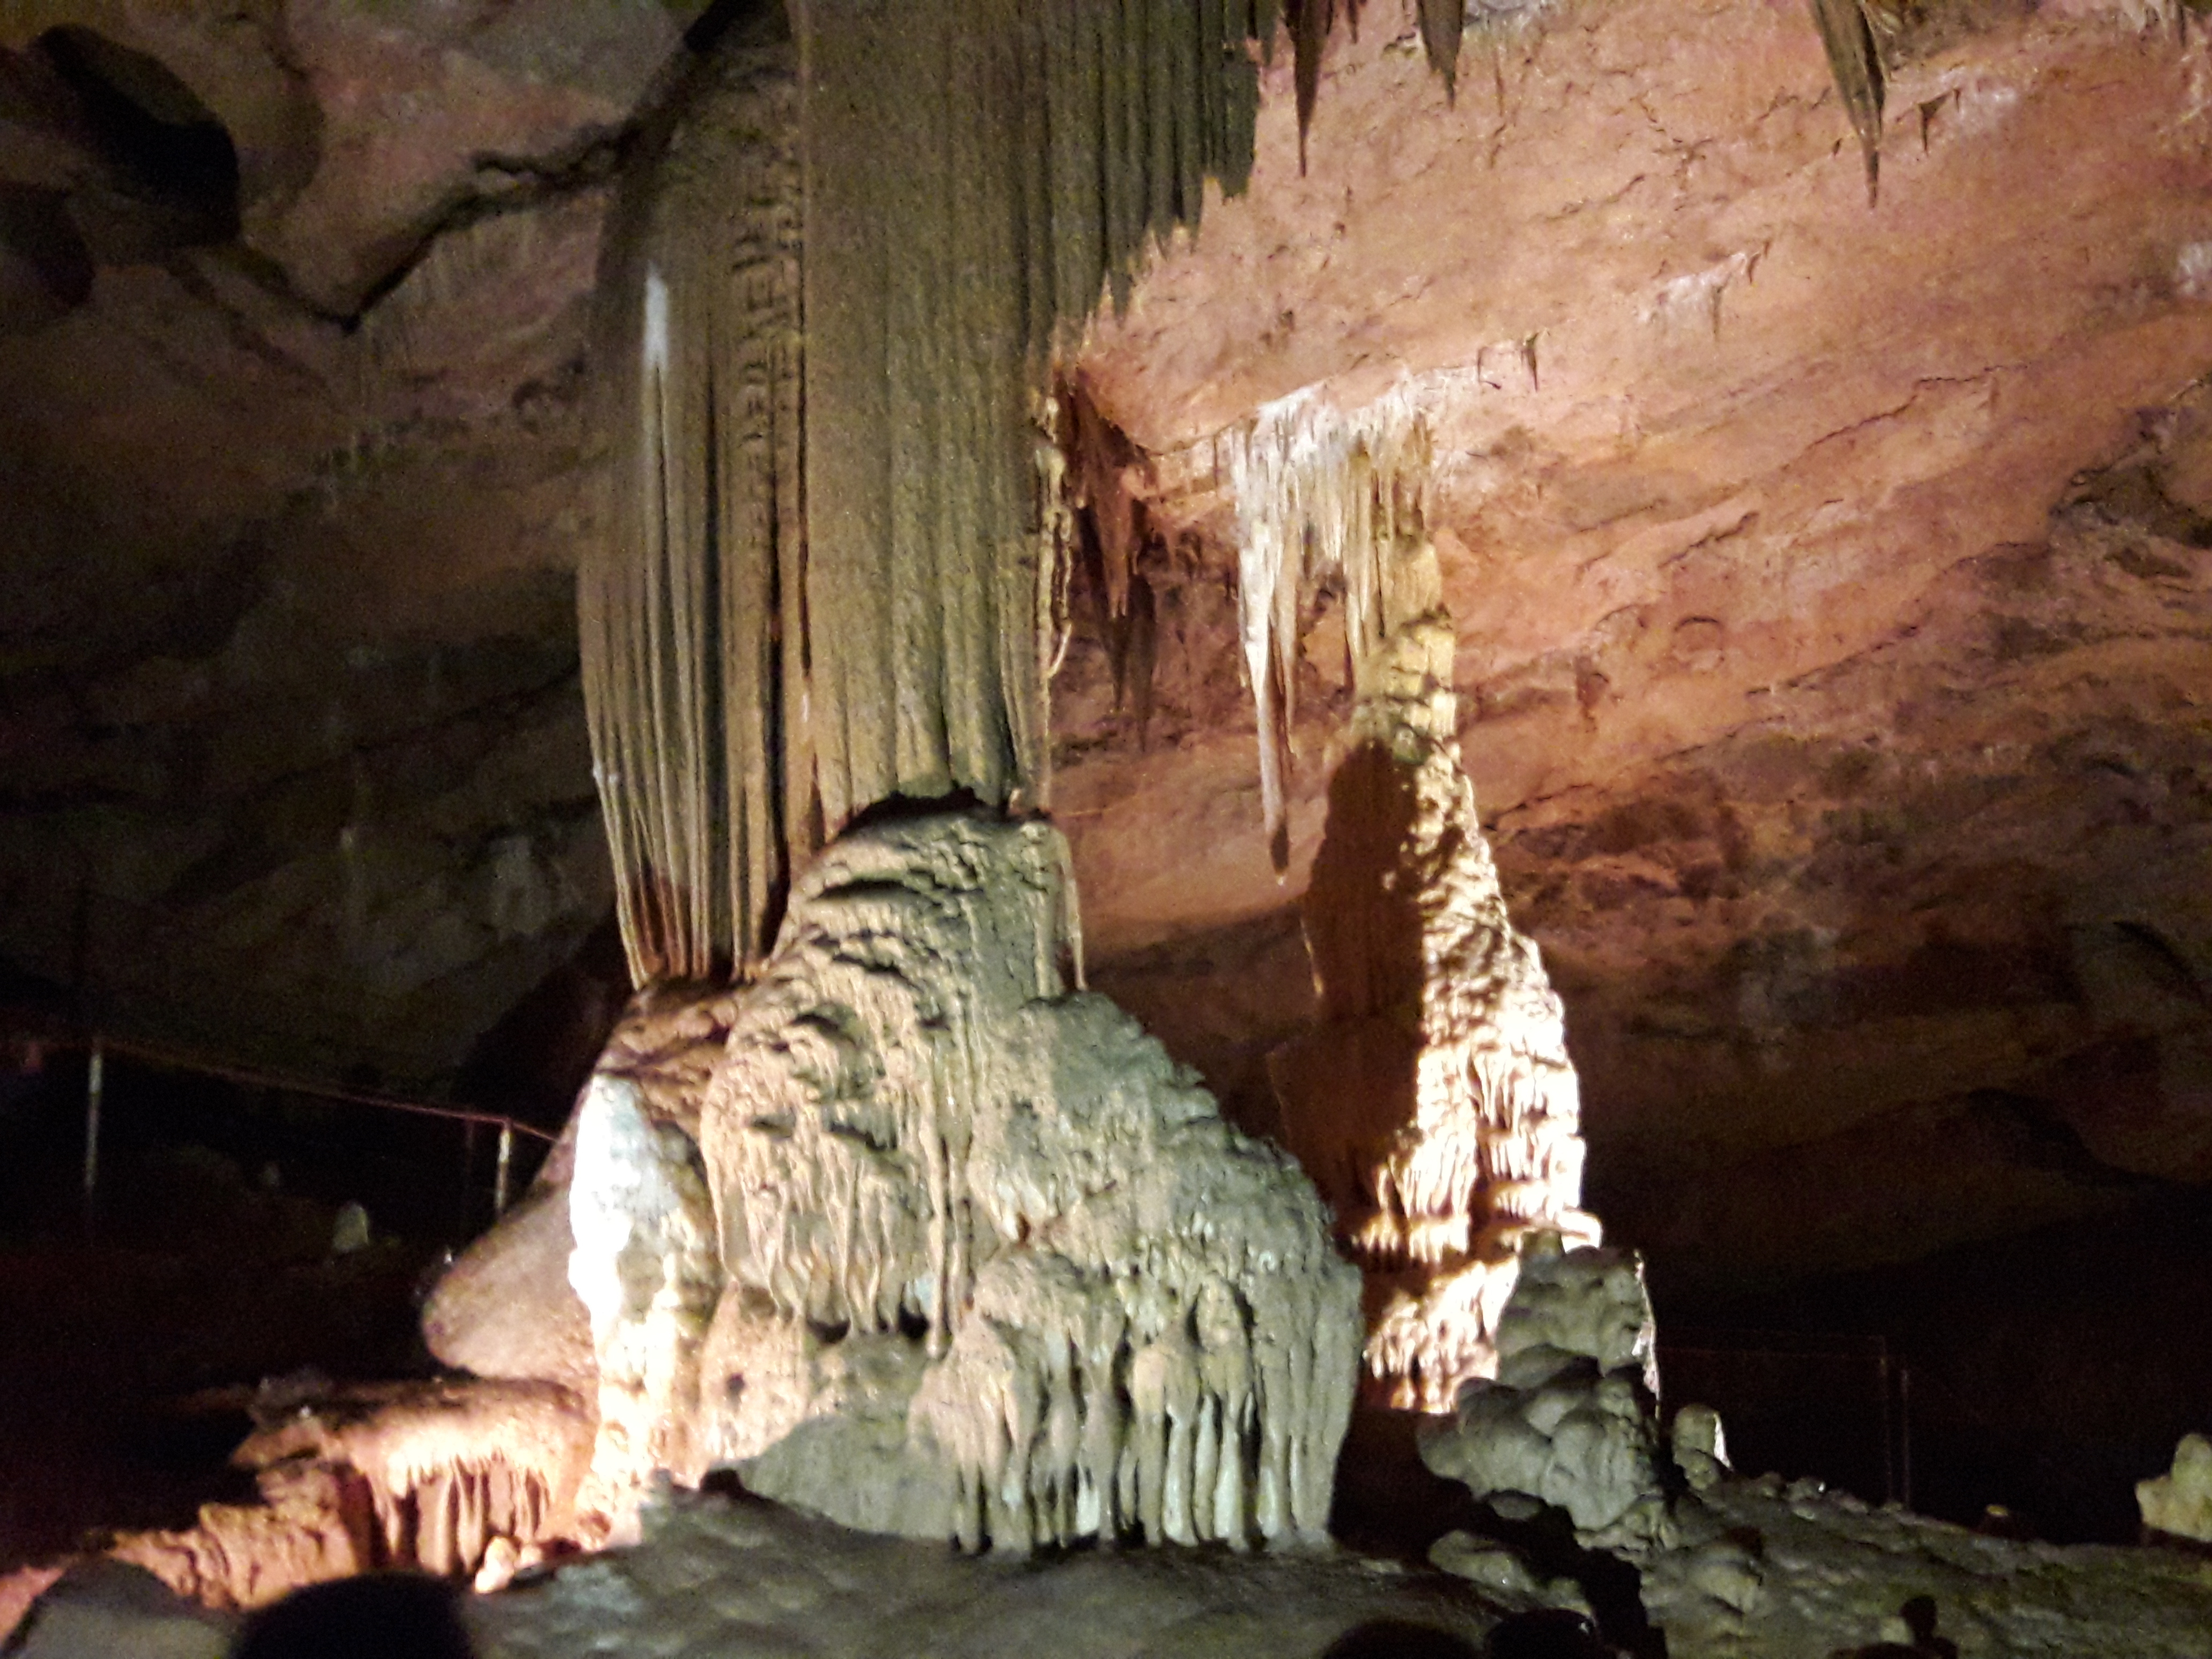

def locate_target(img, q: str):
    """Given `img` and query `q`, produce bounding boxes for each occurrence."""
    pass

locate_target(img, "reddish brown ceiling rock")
[1067,0,2212,1288]
[0,0,2205,1291]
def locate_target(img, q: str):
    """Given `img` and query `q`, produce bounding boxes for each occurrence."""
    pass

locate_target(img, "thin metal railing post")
[1878,1341,1895,1504]
[494,1118,514,1217]
[81,1040,104,1222]
[1899,1362,1914,1511]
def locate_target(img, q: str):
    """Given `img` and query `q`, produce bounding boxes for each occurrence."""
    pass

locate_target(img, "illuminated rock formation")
[564,1075,719,1546]
[1219,383,1442,872]
[423,987,743,1395]
[2139,1434,2212,1543]
[692,811,1363,1552]
[110,1380,593,1608]
[1242,405,1600,1411]
[1418,1236,1671,1552]
[413,812,1361,1558]
[584,0,1287,987]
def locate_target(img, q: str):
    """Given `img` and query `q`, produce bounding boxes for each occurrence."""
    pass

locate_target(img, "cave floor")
[11,1447,2212,1657]
[464,1482,2212,1659]
[463,1485,2212,1659]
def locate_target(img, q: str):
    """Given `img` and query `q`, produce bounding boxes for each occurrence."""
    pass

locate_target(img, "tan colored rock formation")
[564,1074,718,1545]
[110,1379,593,1609]
[423,984,742,1391]
[1276,615,1600,1411]
[417,812,1361,1558]
[692,812,1362,1552]
[1232,392,1598,1412]
[2138,1433,2212,1543]
[1419,1236,1670,1551]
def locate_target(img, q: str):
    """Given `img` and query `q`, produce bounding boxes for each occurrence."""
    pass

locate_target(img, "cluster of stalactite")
[1219,383,1438,869]
[910,1246,1354,1553]
[241,1381,592,1583]
[584,0,1304,989]
[580,6,804,985]
[360,1455,562,1581]
[691,813,1362,1553]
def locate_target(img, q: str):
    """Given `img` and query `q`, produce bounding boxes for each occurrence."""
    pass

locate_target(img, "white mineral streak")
[1272,610,1600,1413]
[567,1076,721,1545]
[1219,383,1436,870]
[694,812,1362,1553]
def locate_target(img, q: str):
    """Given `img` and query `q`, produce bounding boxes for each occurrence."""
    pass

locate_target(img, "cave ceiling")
[1,0,2208,1292]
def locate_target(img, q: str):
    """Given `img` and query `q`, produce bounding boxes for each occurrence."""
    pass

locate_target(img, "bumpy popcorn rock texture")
[691,812,1363,1552]
[1419,1236,1670,1550]
[1274,612,1601,1412]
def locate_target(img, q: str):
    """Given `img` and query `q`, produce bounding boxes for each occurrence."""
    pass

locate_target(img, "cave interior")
[4,1,2212,1655]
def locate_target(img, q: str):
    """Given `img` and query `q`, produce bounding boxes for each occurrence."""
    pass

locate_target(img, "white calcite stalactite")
[1268,604,1599,1413]
[693,812,1363,1553]
[566,1075,721,1545]
[1220,384,1438,870]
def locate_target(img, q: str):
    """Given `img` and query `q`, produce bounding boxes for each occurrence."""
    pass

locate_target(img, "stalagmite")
[692,812,1364,1553]
[1233,391,1598,1412]
[565,1075,721,1545]
[1419,1235,1675,1552]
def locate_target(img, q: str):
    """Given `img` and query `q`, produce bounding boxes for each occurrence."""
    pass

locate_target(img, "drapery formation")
[584,0,1285,988]
[581,9,804,985]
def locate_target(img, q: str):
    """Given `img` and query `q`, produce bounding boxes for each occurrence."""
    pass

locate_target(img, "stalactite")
[1219,383,1436,871]
[797,0,1279,826]
[581,0,1510,990]
[108,1380,595,1607]
[1810,0,1886,205]
[1418,0,1466,103]
[587,0,1287,990]
[582,6,804,986]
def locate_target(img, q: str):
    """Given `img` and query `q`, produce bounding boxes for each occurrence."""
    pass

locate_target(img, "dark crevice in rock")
[341,128,634,330]
[33,26,240,255]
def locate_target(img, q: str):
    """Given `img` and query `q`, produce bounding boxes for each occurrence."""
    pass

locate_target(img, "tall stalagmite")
[1231,390,1600,1413]
[1273,612,1601,1413]
[688,813,1365,1555]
